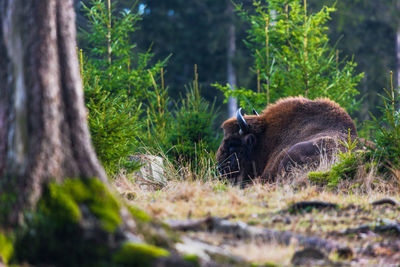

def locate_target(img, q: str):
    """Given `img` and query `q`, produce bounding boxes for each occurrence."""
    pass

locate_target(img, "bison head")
[216,108,261,185]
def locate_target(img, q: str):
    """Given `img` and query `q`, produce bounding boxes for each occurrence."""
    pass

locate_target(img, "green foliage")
[308,130,365,188]
[140,69,172,149]
[165,71,220,168]
[308,171,331,185]
[213,182,229,192]
[338,129,359,157]
[81,0,167,100]
[80,0,167,175]
[129,0,240,102]
[84,78,142,175]
[369,72,400,170]
[328,152,361,186]
[308,151,366,188]
[309,0,399,120]
[215,0,363,113]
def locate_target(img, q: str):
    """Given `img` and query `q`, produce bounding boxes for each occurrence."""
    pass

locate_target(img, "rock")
[131,154,165,185]
[291,247,334,266]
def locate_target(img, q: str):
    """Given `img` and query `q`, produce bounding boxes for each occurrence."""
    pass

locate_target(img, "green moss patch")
[12,178,125,266]
[128,206,152,223]
[39,178,121,232]
[0,183,19,225]
[39,182,82,224]
[183,254,200,266]
[113,242,170,266]
[0,233,13,264]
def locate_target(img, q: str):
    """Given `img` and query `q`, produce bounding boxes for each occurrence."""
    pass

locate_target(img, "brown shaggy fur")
[216,96,357,184]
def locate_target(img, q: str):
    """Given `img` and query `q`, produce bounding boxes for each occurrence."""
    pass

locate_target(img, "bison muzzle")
[216,97,357,185]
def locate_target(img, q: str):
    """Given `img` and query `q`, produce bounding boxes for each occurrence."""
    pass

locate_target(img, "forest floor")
[114,171,400,267]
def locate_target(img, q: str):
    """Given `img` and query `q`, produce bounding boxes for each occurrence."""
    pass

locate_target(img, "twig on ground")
[166,216,351,255]
[336,219,400,236]
[287,200,338,213]
[371,198,400,207]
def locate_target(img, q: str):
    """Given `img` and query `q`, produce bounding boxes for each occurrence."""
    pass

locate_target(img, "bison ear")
[245,133,256,148]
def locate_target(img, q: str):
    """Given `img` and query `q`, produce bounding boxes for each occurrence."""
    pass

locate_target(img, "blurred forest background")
[69,0,400,177]
[74,0,400,121]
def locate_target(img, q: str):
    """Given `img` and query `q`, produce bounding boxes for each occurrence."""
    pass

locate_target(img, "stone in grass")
[131,154,165,185]
[291,247,334,266]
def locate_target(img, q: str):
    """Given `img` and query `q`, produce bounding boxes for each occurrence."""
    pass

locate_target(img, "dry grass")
[114,170,399,223]
[114,147,400,220]
[228,242,296,266]
[113,151,400,265]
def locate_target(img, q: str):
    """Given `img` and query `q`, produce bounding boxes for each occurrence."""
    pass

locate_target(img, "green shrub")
[80,0,167,100]
[214,0,363,113]
[83,72,142,174]
[308,151,365,188]
[139,69,172,150]
[80,0,167,175]
[308,131,363,188]
[369,71,400,170]
[166,72,220,168]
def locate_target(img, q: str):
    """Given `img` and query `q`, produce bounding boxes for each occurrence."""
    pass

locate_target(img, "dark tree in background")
[74,1,400,121]
[136,0,233,102]
[308,0,400,120]
[92,0,254,110]
[227,0,238,117]
[0,0,107,223]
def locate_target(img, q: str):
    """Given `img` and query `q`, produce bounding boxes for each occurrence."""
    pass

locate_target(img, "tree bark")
[0,0,106,224]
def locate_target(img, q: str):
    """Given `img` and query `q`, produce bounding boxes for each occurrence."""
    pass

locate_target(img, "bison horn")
[252,109,259,116]
[236,108,249,135]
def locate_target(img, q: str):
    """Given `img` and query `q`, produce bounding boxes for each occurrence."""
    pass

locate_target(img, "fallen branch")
[167,217,212,231]
[166,216,351,255]
[339,219,400,236]
[371,198,400,207]
[287,200,338,213]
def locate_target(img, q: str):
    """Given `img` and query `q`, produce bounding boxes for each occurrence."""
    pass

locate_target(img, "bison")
[216,97,358,185]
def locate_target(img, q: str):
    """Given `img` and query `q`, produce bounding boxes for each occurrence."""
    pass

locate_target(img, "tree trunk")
[227,1,237,118]
[0,2,246,266]
[0,0,106,224]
